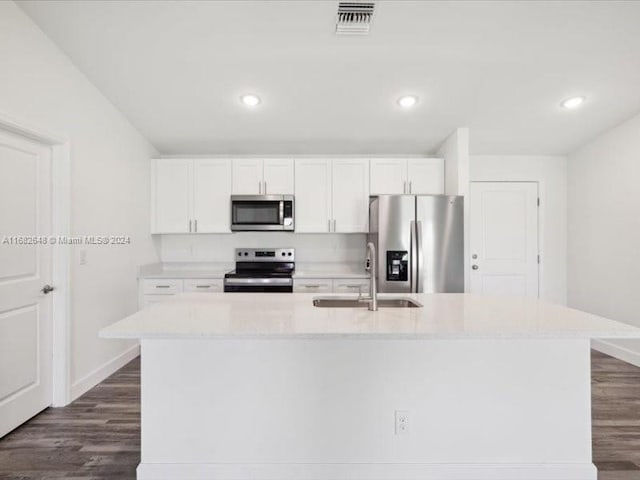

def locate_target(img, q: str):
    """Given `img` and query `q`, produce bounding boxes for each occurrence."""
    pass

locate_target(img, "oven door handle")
[224,278,293,286]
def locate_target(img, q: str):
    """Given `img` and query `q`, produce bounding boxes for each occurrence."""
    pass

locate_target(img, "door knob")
[41,284,55,294]
[471,265,479,270]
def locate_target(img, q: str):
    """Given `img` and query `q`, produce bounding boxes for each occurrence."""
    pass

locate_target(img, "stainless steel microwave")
[230,195,294,231]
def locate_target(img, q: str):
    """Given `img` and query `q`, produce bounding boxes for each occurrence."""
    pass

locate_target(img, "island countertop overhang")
[99,292,640,340]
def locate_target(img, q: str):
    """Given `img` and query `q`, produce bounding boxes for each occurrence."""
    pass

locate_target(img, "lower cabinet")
[293,278,370,294]
[139,278,223,309]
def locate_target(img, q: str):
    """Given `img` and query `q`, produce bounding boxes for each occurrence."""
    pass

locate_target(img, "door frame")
[468,180,541,298]
[0,112,71,407]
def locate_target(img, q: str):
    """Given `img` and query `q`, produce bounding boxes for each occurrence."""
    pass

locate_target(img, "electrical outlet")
[395,410,409,435]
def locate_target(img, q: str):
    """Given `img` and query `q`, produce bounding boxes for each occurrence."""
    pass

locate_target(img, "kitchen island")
[101,293,640,480]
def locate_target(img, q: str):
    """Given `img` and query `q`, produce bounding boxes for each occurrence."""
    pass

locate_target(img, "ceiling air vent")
[336,2,375,36]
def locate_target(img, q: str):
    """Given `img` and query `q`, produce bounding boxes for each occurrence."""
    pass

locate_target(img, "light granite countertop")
[101,292,640,340]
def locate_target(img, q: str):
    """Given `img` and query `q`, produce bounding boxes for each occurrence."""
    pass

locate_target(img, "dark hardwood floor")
[1,351,639,479]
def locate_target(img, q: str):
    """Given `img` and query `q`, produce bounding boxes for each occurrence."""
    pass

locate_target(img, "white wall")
[568,113,640,363]
[438,128,470,197]
[0,2,158,400]
[161,233,366,264]
[470,155,567,305]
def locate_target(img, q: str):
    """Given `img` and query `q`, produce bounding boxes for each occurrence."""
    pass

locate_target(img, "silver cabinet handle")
[196,285,210,288]
[258,181,262,194]
[403,181,407,194]
[194,219,198,232]
[333,219,336,232]
[328,219,331,232]
[264,181,267,194]
[155,285,171,289]
[189,220,192,233]
[303,284,321,288]
[409,181,412,194]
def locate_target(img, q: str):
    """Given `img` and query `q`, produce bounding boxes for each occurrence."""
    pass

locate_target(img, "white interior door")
[469,182,539,297]
[192,159,231,233]
[263,158,294,195]
[0,129,53,437]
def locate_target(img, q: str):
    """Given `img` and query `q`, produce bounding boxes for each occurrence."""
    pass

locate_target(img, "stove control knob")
[288,252,292,256]
[238,252,242,256]
[244,252,249,256]
[282,252,286,256]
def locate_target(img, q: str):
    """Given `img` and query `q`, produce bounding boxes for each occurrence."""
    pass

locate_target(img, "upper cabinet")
[295,158,332,233]
[151,158,231,234]
[332,158,370,233]
[232,158,294,195]
[370,157,444,195]
[295,158,369,233]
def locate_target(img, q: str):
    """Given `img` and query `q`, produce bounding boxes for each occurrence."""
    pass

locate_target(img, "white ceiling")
[18,0,640,155]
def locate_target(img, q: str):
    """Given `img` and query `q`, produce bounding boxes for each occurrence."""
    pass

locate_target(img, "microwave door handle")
[279,201,284,225]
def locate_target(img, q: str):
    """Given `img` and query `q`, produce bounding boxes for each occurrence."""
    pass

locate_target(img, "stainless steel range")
[224,248,295,293]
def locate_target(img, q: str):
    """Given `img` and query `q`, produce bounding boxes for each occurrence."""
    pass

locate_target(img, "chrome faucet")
[365,242,378,311]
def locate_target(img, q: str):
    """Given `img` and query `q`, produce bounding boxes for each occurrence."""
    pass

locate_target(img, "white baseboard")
[70,343,140,402]
[137,462,597,480]
[592,339,640,368]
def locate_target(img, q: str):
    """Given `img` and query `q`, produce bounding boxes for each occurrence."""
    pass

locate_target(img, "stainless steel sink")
[312,297,422,308]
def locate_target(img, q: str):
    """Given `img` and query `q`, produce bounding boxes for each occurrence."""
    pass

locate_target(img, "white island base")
[138,338,593,480]
[100,293,640,480]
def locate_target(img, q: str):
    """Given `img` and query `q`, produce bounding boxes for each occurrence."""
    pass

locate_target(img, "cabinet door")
[293,278,333,293]
[332,158,370,233]
[370,158,407,195]
[193,158,231,233]
[407,158,444,194]
[151,159,191,233]
[231,158,263,194]
[332,278,370,294]
[263,158,294,195]
[295,158,332,233]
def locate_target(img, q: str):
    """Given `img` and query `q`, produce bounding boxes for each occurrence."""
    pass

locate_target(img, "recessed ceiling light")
[561,96,585,109]
[240,94,261,107]
[397,95,418,109]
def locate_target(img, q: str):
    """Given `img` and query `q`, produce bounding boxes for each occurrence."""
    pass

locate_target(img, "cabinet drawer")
[293,278,333,293]
[183,279,223,293]
[333,279,370,294]
[142,279,183,295]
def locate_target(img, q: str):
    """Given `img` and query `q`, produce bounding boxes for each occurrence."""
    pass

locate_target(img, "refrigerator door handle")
[415,220,423,293]
[410,220,418,293]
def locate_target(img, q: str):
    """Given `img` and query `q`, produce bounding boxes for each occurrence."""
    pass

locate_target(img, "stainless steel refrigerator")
[368,195,464,293]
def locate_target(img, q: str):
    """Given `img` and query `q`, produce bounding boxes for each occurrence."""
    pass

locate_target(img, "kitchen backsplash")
[160,233,367,263]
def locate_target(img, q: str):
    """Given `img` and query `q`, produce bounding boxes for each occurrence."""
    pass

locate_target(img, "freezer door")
[370,195,415,293]
[416,195,464,293]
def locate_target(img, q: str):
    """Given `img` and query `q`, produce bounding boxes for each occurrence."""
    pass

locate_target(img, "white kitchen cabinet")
[332,278,370,294]
[263,158,294,194]
[332,158,370,233]
[151,159,191,233]
[293,278,333,293]
[370,157,444,195]
[142,278,184,295]
[406,158,444,194]
[295,158,332,233]
[232,158,294,195]
[183,279,224,293]
[151,158,231,234]
[192,159,232,233]
[231,158,263,194]
[370,158,408,195]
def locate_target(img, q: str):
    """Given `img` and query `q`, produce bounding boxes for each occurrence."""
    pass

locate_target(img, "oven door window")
[232,201,281,225]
